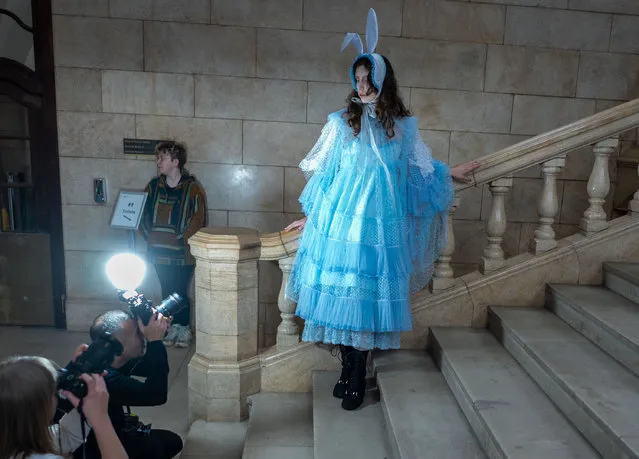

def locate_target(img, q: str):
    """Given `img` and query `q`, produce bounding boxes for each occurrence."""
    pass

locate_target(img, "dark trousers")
[73,429,183,459]
[154,264,195,326]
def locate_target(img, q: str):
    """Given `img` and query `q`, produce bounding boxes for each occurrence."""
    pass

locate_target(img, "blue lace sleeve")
[406,123,454,292]
[299,112,344,180]
[298,112,345,218]
[407,128,454,217]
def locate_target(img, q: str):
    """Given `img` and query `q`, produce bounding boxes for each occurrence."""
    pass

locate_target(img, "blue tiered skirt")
[286,125,453,350]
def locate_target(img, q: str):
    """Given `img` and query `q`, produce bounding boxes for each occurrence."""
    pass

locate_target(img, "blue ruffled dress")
[286,108,454,350]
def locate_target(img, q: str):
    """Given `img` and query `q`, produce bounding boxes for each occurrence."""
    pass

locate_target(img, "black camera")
[118,290,185,325]
[57,333,123,399]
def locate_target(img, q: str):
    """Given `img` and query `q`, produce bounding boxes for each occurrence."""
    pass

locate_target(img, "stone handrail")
[258,229,300,261]
[455,98,639,192]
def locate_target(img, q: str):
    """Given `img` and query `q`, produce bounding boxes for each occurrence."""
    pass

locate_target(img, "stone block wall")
[53,0,639,341]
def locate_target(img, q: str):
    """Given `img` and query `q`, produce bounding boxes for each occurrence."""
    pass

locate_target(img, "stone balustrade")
[187,98,639,423]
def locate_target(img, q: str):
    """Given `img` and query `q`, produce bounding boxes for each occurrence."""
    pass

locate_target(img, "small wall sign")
[110,191,148,230]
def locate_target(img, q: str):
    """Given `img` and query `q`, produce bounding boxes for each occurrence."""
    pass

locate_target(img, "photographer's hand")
[72,343,89,361]
[62,373,109,425]
[63,374,128,459]
[138,310,170,342]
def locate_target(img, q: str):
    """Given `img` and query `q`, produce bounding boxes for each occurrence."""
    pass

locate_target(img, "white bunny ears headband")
[340,8,386,95]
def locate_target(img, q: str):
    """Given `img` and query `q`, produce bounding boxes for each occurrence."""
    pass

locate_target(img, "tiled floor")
[0,325,192,440]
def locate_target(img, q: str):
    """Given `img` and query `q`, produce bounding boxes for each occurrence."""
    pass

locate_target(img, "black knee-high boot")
[341,348,368,411]
[333,345,350,398]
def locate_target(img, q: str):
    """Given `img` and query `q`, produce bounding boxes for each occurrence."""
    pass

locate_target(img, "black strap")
[78,399,87,459]
[279,231,292,258]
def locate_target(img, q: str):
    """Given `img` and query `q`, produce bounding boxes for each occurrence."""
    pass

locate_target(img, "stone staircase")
[187,261,639,459]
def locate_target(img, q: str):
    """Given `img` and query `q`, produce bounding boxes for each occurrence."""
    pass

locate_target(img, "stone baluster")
[432,196,460,291]
[580,138,618,234]
[276,255,300,348]
[530,155,566,254]
[480,176,513,274]
[629,164,639,216]
[187,228,262,422]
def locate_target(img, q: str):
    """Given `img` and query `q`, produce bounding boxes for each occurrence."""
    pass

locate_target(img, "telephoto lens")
[155,293,185,319]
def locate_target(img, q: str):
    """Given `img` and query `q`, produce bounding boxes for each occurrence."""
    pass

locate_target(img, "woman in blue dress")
[284,9,480,411]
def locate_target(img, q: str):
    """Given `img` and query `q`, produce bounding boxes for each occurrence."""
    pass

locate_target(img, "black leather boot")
[333,345,350,398]
[341,348,368,411]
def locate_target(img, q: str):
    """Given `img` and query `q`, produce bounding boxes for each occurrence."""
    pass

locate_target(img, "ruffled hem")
[291,284,412,332]
[298,219,411,277]
[288,250,410,296]
[301,321,401,350]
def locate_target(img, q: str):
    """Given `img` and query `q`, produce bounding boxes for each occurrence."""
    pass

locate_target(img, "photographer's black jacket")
[104,340,170,431]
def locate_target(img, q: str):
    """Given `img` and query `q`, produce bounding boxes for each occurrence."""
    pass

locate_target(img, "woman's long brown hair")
[0,357,58,459]
[345,55,410,139]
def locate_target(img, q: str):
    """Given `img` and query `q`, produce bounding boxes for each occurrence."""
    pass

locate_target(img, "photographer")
[0,351,127,459]
[71,309,182,459]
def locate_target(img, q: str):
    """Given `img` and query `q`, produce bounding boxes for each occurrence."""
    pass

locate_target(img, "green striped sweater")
[140,173,206,266]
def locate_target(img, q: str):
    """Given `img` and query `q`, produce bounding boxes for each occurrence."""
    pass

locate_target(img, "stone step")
[313,370,391,459]
[604,262,639,304]
[181,420,247,459]
[489,306,639,459]
[373,350,485,459]
[430,327,600,459]
[242,393,313,459]
[547,284,639,378]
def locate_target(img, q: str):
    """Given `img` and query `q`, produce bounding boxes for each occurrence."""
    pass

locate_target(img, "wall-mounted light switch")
[94,178,107,204]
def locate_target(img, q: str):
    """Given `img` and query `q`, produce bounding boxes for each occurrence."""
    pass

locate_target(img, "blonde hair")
[0,356,59,459]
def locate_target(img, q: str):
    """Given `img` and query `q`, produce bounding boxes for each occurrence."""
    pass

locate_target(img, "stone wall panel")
[195,76,307,122]
[505,6,611,51]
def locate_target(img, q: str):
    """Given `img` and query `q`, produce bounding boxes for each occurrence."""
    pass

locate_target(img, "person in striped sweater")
[140,141,206,348]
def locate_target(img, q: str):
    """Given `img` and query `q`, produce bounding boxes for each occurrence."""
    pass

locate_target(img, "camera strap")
[78,399,88,459]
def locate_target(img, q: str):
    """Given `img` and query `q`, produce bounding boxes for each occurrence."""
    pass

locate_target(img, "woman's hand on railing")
[284,217,307,232]
[451,161,481,183]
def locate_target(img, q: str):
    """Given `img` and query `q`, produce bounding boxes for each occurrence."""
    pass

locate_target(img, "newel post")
[187,228,261,422]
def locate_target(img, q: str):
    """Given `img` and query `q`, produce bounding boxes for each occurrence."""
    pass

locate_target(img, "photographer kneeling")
[0,350,127,459]
[71,309,182,459]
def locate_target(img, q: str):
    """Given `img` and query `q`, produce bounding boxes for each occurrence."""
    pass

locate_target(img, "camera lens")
[156,293,185,318]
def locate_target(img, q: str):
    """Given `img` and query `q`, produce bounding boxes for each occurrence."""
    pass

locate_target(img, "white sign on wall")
[110,191,148,230]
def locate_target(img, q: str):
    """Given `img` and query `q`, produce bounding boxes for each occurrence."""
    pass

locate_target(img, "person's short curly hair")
[155,140,187,171]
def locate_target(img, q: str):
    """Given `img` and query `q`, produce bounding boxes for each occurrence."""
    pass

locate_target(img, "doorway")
[0,0,65,327]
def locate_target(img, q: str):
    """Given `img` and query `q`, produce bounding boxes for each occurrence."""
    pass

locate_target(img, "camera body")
[57,332,123,399]
[119,290,185,325]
